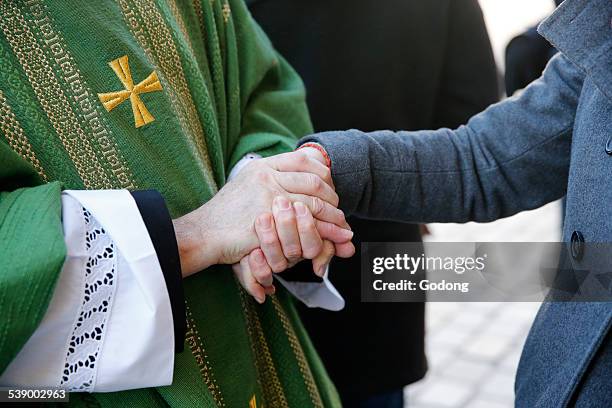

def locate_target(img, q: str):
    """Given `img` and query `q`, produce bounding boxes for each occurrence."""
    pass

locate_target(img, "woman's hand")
[234,197,355,303]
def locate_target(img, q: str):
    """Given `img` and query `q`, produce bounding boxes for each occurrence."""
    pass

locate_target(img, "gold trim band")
[185,302,226,407]
[0,90,47,181]
[240,288,289,408]
[272,296,324,408]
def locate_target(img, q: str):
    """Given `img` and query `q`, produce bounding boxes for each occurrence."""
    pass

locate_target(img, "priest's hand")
[172,150,351,277]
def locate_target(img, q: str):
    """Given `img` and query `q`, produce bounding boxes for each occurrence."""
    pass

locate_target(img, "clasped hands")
[173,147,355,302]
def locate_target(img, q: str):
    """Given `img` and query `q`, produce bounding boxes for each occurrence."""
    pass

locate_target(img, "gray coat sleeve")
[299,54,584,223]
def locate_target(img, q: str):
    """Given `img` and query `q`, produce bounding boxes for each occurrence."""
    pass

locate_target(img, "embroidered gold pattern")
[271,296,324,408]
[239,288,289,408]
[0,0,137,190]
[192,0,226,127]
[185,303,225,407]
[192,0,206,38]
[98,55,163,128]
[116,0,217,191]
[0,90,47,181]
[167,0,195,54]
[0,3,101,188]
[222,2,231,23]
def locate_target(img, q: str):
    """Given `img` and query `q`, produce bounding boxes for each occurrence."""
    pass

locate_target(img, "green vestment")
[0,1,340,406]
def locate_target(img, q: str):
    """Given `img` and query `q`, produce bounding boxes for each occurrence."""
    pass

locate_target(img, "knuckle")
[278,218,294,230]
[315,178,325,194]
[250,266,262,279]
[304,242,323,260]
[255,169,271,184]
[278,211,296,226]
[295,151,308,166]
[284,246,302,260]
[311,197,324,215]
[317,221,332,237]
[254,268,271,282]
[261,233,279,246]
[271,261,287,273]
[298,218,316,233]
[308,174,322,191]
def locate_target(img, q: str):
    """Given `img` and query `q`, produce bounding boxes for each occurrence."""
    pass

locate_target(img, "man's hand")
[172,150,350,277]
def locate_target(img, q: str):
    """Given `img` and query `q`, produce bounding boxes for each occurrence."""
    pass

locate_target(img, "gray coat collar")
[538,0,612,99]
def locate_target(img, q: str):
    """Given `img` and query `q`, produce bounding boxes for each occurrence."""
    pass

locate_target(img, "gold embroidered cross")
[98,55,163,128]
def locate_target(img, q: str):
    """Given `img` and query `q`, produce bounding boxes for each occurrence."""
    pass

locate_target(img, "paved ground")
[404,200,562,407]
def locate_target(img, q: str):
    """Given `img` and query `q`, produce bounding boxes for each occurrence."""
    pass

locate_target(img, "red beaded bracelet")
[297,142,332,169]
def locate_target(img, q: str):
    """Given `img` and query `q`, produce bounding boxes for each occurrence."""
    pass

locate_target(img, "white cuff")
[0,190,174,392]
[275,266,345,311]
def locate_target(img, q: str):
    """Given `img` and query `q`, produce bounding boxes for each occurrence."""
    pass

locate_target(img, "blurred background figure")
[504,0,563,96]
[249,1,498,407]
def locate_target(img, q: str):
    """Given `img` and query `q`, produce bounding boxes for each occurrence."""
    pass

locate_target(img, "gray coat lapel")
[538,0,612,100]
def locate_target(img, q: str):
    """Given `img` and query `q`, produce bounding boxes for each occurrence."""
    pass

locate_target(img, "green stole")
[0,1,340,406]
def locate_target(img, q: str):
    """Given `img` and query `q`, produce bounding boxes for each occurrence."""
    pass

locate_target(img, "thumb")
[312,240,335,277]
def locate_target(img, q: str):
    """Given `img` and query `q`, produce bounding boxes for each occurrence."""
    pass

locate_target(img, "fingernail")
[341,229,354,240]
[256,294,265,304]
[253,250,266,265]
[257,214,272,229]
[294,202,308,216]
[275,196,291,210]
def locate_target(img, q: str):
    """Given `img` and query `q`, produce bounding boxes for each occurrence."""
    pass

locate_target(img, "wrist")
[298,143,331,168]
[173,208,218,277]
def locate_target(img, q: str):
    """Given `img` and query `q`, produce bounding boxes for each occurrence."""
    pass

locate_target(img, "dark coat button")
[571,230,585,261]
[606,137,612,155]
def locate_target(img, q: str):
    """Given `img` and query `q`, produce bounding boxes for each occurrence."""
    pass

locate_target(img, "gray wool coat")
[300,0,612,405]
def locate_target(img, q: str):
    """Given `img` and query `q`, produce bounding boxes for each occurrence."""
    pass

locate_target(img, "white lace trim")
[59,208,117,391]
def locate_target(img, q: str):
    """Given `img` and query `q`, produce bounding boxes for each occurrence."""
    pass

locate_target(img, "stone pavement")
[404,200,562,407]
